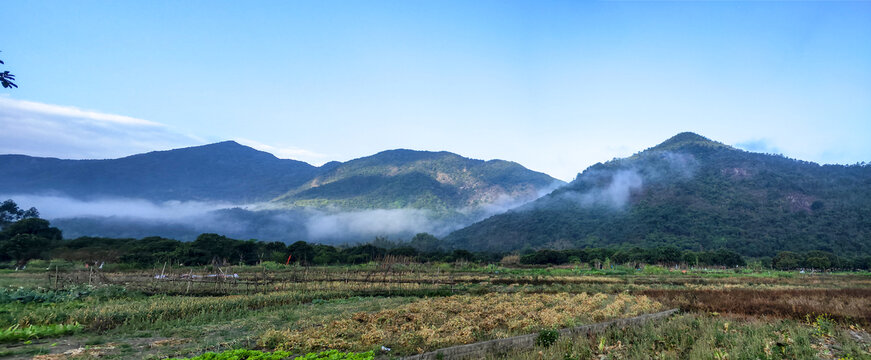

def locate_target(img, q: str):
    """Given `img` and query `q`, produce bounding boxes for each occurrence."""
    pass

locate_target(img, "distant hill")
[0,141,319,202]
[2,143,562,243]
[273,149,563,211]
[445,132,871,257]
[2,142,561,215]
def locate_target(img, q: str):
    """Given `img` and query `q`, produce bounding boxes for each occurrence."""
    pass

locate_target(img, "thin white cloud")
[0,97,162,127]
[0,96,202,159]
[234,137,329,164]
[0,193,236,220]
[735,138,783,155]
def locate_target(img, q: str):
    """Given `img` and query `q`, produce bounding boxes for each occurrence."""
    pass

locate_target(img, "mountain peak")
[361,149,458,164]
[652,132,730,151]
[208,140,243,147]
[158,140,271,158]
[193,140,253,151]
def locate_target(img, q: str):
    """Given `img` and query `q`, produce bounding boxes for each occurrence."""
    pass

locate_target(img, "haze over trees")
[0,142,560,207]
[2,132,870,261]
[0,143,561,244]
[2,196,870,271]
[446,133,871,257]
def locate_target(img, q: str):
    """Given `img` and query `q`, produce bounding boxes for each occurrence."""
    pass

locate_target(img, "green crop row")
[169,349,375,360]
[0,323,82,343]
[0,284,136,304]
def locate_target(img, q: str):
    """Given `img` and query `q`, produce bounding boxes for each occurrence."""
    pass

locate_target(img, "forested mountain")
[0,143,561,210]
[0,141,320,202]
[274,149,561,211]
[445,132,871,257]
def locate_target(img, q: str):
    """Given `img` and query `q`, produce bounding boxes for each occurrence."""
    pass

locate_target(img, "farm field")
[0,263,869,359]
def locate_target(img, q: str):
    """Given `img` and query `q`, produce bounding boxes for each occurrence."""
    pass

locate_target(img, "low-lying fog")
[2,185,561,244]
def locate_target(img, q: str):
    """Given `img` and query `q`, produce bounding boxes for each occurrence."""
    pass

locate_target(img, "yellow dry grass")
[259,292,662,354]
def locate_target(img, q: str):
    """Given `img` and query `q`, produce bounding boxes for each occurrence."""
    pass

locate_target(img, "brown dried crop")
[259,292,662,355]
[641,288,871,324]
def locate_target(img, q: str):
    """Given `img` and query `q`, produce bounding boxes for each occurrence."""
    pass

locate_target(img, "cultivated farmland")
[0,262,869,359]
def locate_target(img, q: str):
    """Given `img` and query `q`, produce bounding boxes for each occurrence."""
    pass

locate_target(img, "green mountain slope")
[445,133,871,256]
[273,149,563,211]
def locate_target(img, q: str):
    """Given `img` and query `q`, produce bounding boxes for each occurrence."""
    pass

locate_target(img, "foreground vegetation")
[0,200,869,358]
[0,263,866,359]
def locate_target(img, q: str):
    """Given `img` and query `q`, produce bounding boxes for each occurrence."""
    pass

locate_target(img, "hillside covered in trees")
[0,142,561,212]
[274,149,561,211]
[445,133,871,257]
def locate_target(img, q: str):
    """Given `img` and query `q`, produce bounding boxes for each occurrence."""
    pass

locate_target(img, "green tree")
[2,234,51,267]
[772,251,801,270]
[803,250,837,270]
[312,244,340,265]
[1,218,62,242]
[805,256,831,271]
[451,249,474,262]
[261,241,289,263]
[0,199,39,229]
[234,239,260,265]
[409,232,442,253]
[191,233,236,265]
[119,237,182,266]
[0,52,17,89]
[287,241,314,264]
[388,246,418,257]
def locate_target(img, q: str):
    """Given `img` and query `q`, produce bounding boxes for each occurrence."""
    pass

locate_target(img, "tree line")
[2,199,870,270]
[517,247,871,270]
[518,246,746,268]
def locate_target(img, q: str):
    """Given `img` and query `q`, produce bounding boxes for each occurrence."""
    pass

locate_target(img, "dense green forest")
[446,133,871,256]
[2,200,869,270]
[274,149,561,211]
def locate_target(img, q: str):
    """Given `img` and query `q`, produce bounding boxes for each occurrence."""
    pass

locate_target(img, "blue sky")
[1,0,869,181]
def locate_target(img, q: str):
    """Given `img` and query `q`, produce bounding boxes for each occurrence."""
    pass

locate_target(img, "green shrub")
[809,314,835,337]
[535,329,560,348]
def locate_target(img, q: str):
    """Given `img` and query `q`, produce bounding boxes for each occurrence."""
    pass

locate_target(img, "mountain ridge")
[445,132,871,256]
[272,148,562,211]
[0,142,562,211]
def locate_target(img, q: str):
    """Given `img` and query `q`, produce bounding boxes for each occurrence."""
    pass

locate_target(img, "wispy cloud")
[735,138,783,155]
[0,193,234,220]
[234,137,329,164]
[0,97,202,159]
[0,98,163,127]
